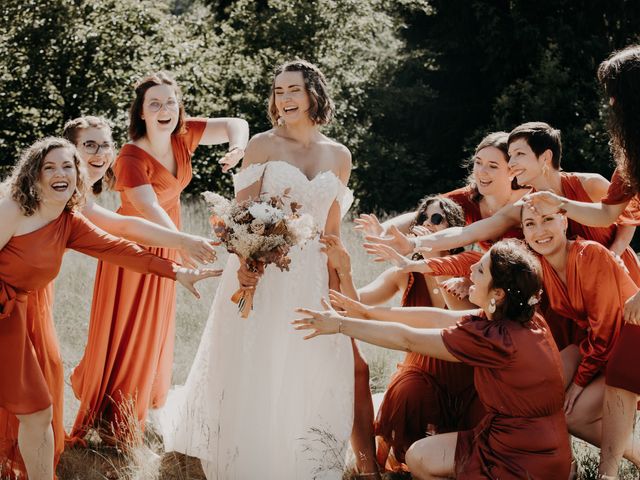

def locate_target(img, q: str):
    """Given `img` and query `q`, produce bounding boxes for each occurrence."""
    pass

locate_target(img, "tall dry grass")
[44,194,639,479]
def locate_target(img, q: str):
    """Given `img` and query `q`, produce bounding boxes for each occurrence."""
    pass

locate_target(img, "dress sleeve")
[425,251,482,277]
[602,168,640,226]
[441,315,514,368]
[114,153,152,191]
[66,212,177,280]
[572,243,638,387]
[233,163,267,195]
[182,118,208,153]
[336,182,354,219]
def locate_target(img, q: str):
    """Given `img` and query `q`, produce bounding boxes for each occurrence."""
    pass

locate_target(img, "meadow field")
[49,194,638,479]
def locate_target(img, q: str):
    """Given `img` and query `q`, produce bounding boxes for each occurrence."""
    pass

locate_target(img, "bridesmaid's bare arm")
[124,184,177,231]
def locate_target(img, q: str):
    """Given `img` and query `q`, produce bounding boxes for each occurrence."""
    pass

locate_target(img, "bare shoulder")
[241,130,278,168]
[575,171,610,200]
[0,196,23,235]
[320,136,352,182]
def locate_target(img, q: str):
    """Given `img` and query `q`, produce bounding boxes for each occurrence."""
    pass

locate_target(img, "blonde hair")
[8,137,88,216]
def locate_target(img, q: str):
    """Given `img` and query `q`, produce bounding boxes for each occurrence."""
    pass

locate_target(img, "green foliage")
[2,0,640,212]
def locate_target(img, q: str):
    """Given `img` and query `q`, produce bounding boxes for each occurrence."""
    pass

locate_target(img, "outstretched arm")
[293,300,460,362]
[83,202,217,265]
[524,191,627,227]
[329,290,476,329]
[200,117,250,173]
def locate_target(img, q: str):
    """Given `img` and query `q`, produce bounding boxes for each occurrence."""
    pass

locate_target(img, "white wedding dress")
[159,161,355,480]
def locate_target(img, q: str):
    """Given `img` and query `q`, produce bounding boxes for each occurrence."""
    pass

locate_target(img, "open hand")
[363,225,415,257]
[219,147,245,173]
[329,289,369,318]
[354,213,384,237]
[362,242,432,275]
[180,234,218,265]
[440,277,471,300]
[175,267,223,299]
[293,298,343,339]
[522,191,566,214]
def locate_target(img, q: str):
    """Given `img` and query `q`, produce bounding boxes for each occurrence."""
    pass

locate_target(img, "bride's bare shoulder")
[241,130,280,168]
[319,136,352,181]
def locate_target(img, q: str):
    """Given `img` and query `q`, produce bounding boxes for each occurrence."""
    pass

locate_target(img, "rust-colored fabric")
[442,313,570,479]
[0,211,176,477]
[425,250,483,278]
[69,119,206,443]
[607,322,640,394]
[445,186,523,251]
[374,274,482,465]
[602,167,640,225]
[560,173,640,285]
[540,240,638,387]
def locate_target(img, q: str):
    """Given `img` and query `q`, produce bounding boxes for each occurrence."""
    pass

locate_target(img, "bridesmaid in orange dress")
[325,196,483,472]
[0,115,221,476]
[69,72,249,445]
[523,44,640,478]
[294,240,571,480]
[0,138,219,479]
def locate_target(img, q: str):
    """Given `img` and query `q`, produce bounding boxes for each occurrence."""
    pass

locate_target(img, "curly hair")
[508,122,562,170]
[63,115,116,195]
[410,195,466,256]
[8,137,88,216]
[128,71,186,141]
[488,239,543,325]
[597,44,640,194]
[268,60,335,126]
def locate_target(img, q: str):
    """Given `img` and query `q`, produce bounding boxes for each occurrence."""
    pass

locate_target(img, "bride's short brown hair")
[268,60,335,126]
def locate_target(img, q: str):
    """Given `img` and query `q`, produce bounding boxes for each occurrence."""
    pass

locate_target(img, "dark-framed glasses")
[147,99,179,112]
[82,141,114,155]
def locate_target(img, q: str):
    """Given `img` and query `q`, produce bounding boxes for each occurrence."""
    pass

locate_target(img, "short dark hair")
[508,122,562,169]
[62,115,115,195]
[268,60,335,126]
[128,71,186,141]
[411,195,466,256]
[489,239,543,325]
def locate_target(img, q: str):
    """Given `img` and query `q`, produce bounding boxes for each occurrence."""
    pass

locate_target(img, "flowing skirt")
[160,241,354,480]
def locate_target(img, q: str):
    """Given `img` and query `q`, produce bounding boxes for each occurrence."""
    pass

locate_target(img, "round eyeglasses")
[82,141,114,155]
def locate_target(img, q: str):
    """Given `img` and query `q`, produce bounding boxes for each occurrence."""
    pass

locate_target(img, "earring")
[277,117,285,126]
[542,163,549,176]
[488,297,496,314]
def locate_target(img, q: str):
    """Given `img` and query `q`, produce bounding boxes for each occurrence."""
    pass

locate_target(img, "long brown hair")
[464,131,514,202]
[8,137,88,216]
[597,45,640,194]
[62,115,116,195]
[128,71,187,140]
[268,60,335,126]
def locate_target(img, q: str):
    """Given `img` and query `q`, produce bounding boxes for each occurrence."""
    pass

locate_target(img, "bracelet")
[558,199,567,213]
[337,270,352,278]
[338,319,344,334]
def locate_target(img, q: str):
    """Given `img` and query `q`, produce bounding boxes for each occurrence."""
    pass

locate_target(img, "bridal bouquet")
[203,189,316,318]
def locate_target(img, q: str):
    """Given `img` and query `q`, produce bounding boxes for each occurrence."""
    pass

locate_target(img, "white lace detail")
[159,159,354,479]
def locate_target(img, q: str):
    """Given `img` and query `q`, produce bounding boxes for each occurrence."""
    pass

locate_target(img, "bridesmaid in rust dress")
[69,72,248,444]
[0,138,218,479]
[294,239,571,479]
[325,196,483,472]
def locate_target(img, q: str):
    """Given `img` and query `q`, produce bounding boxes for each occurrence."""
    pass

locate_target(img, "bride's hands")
[237,259,264,289]
[293,298,344,339]
[175,267,223,299]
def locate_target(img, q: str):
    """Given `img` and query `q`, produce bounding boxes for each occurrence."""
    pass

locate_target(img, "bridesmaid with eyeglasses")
[69,72,249,445]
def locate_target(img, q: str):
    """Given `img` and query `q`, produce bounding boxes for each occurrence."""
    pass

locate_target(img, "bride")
[160,60,355,479]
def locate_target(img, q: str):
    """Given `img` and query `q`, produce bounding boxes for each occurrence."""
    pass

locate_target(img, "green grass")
[49,194,639,479]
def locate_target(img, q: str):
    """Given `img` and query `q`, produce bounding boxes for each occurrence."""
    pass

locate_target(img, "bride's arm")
[323,146,353,292]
